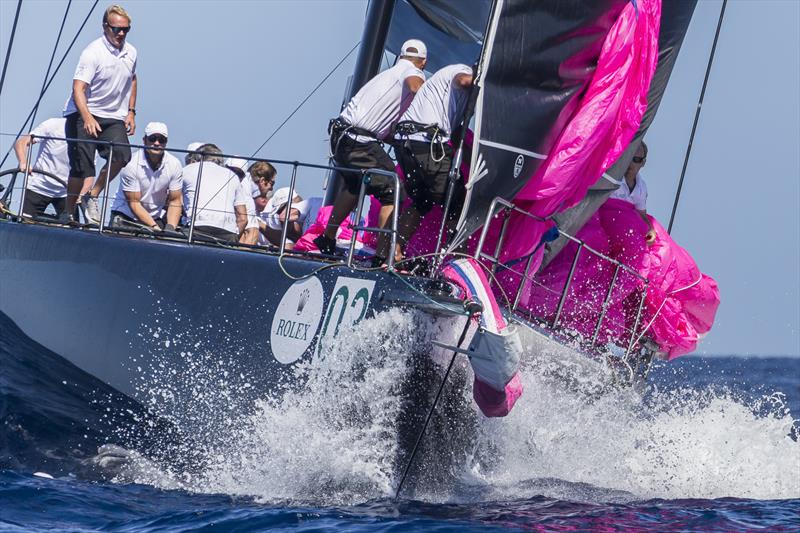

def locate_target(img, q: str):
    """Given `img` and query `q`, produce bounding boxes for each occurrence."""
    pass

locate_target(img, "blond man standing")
[63,4,137,223]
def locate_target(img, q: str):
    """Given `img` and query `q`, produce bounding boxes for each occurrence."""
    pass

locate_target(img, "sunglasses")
[146,134,167,144]
[632,156,646,164]
[106,24,131,34]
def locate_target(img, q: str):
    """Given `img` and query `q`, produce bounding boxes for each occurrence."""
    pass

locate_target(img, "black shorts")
[22,189,66,218]
[65,112,132,178]
[397,139,465,216]
[332,134,399,206]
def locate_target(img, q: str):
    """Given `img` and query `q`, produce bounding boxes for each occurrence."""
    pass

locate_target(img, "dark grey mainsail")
[542,0,699,268]
[449,0,631,251]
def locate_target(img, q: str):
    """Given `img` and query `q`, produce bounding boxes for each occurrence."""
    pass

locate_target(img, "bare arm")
[165,189,182,227]
[73,79,102,138]
[638,209,657,244]
[124,190,158,228]
[235,204,247,234]
[404,75,424,94]
[14,135,34,173]
[239,228,259,245]
[125,75,137,136]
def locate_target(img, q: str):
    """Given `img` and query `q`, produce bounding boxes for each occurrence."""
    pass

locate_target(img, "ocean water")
[1,309,799,531]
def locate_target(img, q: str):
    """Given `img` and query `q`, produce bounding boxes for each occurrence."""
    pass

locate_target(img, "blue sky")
[0,0,797,356]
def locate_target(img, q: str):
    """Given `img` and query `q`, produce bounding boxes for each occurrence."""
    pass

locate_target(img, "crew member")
[609,142,657,244]
[182,144,247,242]
[392,63,474,264]
[261,187,323,248]
[109,122,182,231]
[63,4,137,224]
[13,117,70,218]
[315,39,427,259]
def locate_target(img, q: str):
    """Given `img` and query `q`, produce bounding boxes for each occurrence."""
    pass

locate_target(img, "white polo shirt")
[26,118,69,198]
[400,63,472,143]
[183,162,246,234]
[110,149,183,220]
[63,36,137,121]
[339,59,425,141]
[610,173,648,211]
[239,179,260,231]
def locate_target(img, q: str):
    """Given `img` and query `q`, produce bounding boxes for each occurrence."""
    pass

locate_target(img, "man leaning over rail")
[62,4,137,224]
[315,39,427,262]
[14,117,70,218]
[391,63,474,267]
[108,122,182,231]
[182,144,247,243]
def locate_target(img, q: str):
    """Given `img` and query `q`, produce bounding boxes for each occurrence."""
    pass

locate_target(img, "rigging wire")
[31,0,72,128]
[0,0,99,170]
[0,0,24,97]
[190,41,362,217]
[667,0,727,234]
[249,40,360,159]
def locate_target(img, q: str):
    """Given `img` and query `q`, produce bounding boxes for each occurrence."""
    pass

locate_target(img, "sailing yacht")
[0,0,720,496]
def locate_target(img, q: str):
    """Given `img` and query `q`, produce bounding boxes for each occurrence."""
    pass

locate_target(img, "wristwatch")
[128,108,136,115]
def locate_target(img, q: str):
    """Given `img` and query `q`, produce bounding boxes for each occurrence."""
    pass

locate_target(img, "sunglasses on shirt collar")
[105,24,131,34]
[146,134,167,144]
[632,156,646,164]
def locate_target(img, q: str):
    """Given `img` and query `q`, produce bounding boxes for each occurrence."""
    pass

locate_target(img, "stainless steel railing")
[0,134,401,267]
[472,196,651,361]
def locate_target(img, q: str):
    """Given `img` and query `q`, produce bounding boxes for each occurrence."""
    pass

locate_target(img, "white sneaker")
[81,195,100,224]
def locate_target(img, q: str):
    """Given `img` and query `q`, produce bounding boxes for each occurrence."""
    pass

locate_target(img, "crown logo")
[296,288,310,315]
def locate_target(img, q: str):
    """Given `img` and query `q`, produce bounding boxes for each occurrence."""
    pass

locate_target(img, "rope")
[190,41,361,217]
[249,40,361,159]
[0,0,23,97]
[668,0,727,234]
[0,0,99,170]
[31,0,72,127]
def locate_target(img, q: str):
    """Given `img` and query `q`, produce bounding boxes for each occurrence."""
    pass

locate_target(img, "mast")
[324,0,396,206]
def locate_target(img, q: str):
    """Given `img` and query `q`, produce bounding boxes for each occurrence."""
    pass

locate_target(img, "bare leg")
[379,205,421,263]
[90,160,125,198]
[374,203,401,261]
[64,176,93,217]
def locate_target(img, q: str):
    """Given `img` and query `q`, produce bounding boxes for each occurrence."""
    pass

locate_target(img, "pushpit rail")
[0,133,401,267]
[472,196,650,361]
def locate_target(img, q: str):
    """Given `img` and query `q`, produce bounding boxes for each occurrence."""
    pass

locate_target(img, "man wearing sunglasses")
[109,122,183,232]
[62,4,137,224]
[609,141,657,244]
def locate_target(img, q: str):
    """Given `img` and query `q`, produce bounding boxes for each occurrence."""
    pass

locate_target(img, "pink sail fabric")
[514,199,720,359]
[481,0,662,274]
[293,205,378,252]
[441,258,523,417]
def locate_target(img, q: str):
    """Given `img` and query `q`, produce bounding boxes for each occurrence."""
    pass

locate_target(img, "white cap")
[225,157,249,172]
[144,122,169,137]
[266,187,301,216]
[186,141,204,152]
[400,39,427,59]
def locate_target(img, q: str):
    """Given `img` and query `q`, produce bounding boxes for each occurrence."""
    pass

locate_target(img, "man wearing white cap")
[260,187,323,248]
[317,38,428,259]
[109,122,183,231]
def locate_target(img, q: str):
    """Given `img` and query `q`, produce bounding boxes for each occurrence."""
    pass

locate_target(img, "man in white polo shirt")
[182,144,247,243]
[391,63,474,264]
[63,4,137,224]
[109,122,182,231]
[316,39,427,260]
[13,117,70,218]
